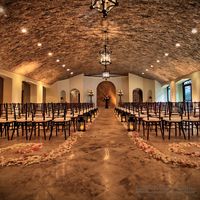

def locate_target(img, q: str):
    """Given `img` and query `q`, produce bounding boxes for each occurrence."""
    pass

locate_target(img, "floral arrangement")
[0,136,78,167]
[169,142,200,158]
[128,132,199,169]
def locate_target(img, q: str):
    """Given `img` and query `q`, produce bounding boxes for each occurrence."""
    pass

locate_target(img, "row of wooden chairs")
[115,102,200,140]
[0,103,98,140]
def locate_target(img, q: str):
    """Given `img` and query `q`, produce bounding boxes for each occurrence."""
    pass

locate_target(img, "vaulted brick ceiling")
[0,0,200,84]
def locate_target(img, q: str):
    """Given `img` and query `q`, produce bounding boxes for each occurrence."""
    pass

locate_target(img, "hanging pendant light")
[99,30,111,65]
[90,0,119,18]
[102,64,110,80]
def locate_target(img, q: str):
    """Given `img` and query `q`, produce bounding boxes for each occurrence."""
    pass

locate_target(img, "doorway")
[22,81,30,103]
[97,81,116,108]
[133,88,143,103]
[70,89,80,103]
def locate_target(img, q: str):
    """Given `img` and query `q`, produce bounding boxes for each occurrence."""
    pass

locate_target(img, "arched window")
[183,80,192,102]
[167,86,170,102]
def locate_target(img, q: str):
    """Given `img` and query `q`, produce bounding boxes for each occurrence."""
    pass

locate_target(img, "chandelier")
[102,64,110,80]
[90,0,119,18]
[99,30,111,65]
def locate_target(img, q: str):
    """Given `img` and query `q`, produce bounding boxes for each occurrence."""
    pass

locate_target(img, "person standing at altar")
[104,95,110,109]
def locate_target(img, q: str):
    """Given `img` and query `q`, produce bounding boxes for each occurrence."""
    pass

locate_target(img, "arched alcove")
[22,81,30,103]
[97,81,116,108]
[70,89,80,103]
[60,90,66,103]
[133,88,143,103]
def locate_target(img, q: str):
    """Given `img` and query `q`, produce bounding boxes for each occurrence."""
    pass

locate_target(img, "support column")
[37,83,43,103]
[191,71,200,102]
[12,77,22,103]
[170,81,176,102]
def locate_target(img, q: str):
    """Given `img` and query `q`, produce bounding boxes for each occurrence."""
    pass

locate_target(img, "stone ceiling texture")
[0,0,200,84]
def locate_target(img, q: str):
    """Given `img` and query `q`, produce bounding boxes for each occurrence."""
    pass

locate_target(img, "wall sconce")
[88,90,94,103]
[117,89,124,106]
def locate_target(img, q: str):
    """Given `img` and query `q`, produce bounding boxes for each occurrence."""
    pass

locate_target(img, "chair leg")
[168,122,171,140]
[11,122,16,140]
[25,122,28,140]
[142,121,145,137]
[175,123,177,137]
[180,122,186,140]
[7,123,10,140]
[155,123,158,136]
[159,121,164,140]
[49,122,53,140]
[64,122,67,140]
[188,121,190,140]
[147,123,150,140]
[43,123,46,140]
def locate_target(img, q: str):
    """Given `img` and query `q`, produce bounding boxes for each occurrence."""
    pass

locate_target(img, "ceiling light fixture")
[70,72,74,75]
[176,43,181,47]
[156,60,160,63]
[142,72,144,75]
[100,30,111,65]
[48,52,53,56]
[21,28,27,34]
[0,6,5,15]
[164,53,169,57]
[90,0,119,18]
[145,69,149,72]
[191,28,198,34]
[150,65,154,68]
[37,43,42,47]
[67,68,70,71]
[102,65,110,80]
[56,59,60,62]
[62,64,66,68]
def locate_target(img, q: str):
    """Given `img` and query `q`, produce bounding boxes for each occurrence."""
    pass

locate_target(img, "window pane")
[184,85,192,102]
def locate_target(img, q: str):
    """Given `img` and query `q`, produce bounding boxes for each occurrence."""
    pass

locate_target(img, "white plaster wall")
[128,73,155,102]
[3,76,12,103]
[69,74,84,102]
[155,81,167,102]
[0,69,48,103]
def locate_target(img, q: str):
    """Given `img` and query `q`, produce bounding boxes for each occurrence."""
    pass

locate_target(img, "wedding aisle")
[0,109,199,200]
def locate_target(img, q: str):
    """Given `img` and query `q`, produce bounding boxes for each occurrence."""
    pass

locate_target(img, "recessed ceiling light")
[191,28,198,34]
[70,72,74,75]
[0,6,5,14]
[157,60,160,63]
[176,43,181,47]
[48,52,53,56]
[142,72,144,75]
[56,59,60,62]
[21,28,27,34]
[67,68,70,71]
[165,53,169,57]
[37,43,42,47]
[150,65,154,68]
[145,69,149,72]
[62,64,66,68]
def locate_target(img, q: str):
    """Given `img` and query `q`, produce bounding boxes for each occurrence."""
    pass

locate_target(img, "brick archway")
[97,81,116,108]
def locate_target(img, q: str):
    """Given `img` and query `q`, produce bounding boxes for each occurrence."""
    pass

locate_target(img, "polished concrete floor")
[0,109,200,200]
